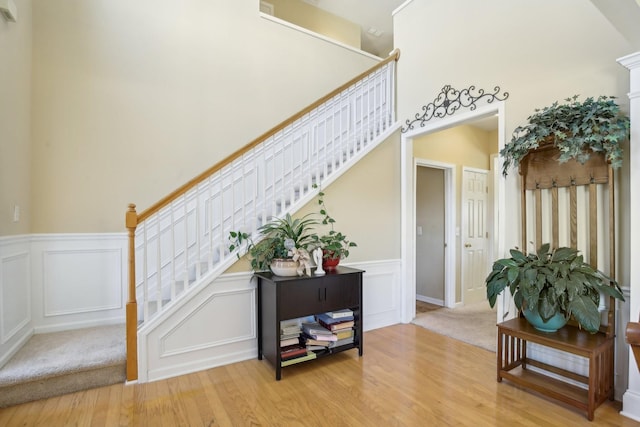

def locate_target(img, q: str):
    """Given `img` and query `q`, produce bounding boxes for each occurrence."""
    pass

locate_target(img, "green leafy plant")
[485,244,624,333]
[228,186,356,272]
[228,213,318,272]
[313,186,357,260]
[500,95,630,176]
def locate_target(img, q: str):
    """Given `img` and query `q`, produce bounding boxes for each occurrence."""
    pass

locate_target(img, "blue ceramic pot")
[523,308,568,332]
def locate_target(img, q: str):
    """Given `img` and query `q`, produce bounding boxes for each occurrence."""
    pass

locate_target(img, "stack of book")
[315,309,355,348]
[280,321,302,347]
[280,319,317,366]
[301,321,337,342]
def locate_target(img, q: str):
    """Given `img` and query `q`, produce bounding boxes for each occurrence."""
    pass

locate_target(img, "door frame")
[400,102,507,323]
[415,159,456,308]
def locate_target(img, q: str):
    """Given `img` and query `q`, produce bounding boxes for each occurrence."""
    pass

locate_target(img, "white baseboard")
[0,328,33,369]
[34,317,125,334]
[622,389,640,422]
[416,294,443,306]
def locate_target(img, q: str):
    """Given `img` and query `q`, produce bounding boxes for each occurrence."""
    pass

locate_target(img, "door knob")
[465,243,471,248]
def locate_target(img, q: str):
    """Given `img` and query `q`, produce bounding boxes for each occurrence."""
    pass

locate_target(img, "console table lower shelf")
[255,266,364,380]
[497,318,614,421]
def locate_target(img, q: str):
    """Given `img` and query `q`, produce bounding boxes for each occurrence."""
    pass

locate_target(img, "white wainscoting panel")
[139,259,402,383]
[2,251,30,342]
[349,260,402,331]
[30,234,127,333]
[142,273,257,382]
[0,235,32,368]
[160,289,255,357]
[43,249,122,316]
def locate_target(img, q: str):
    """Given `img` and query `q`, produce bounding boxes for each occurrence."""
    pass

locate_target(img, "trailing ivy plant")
[500,95,630,176]
[485,244,624,333]
[312,185,357,260]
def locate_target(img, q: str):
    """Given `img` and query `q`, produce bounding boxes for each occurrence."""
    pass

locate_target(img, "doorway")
[415,162,455,307]
[400,102,508,324]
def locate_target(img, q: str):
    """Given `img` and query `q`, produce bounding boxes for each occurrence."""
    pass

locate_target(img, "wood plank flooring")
[0,324,637,426]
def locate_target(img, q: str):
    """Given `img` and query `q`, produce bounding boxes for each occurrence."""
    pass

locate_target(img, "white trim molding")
[30,233,128,333]
[618,50,640,422]
[401,101,508,324]
[0,235,31,368]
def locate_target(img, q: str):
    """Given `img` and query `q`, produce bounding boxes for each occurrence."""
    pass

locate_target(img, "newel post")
[125,203,138,381]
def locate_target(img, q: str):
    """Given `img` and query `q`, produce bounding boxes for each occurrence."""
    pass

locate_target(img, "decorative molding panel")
[160,288,256,357]
[350,260,402,331]
[0,235,32,368]
[43,248,123,316]
[1,251,30,344]
[30,233,127,332]
[142,273,258,382]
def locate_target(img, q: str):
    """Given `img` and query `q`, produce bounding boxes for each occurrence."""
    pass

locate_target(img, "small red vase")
[322,250,340,271]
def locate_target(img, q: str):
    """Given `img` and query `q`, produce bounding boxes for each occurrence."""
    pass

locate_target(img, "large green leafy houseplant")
[500,95,630,176]
[485,244,624,333]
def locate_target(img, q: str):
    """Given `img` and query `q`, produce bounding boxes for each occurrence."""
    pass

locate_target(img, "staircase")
[0,325,126,407]
[126,50,400,382]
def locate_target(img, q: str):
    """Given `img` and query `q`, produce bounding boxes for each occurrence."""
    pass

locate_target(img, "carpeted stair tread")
[0,324,126,407]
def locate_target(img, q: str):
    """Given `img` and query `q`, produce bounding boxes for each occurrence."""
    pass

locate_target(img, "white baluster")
[183,194,189,290]
[142,223,149,322]
[170,204,176,300]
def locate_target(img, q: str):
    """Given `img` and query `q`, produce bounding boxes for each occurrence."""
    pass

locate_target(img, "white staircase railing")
[125,49,399,380]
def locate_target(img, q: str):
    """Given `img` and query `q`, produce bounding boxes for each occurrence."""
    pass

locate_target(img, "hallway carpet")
[412,301,497,352]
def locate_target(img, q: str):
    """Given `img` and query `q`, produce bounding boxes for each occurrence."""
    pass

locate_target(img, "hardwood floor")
[0,324,637,426]
[416,300,441,313]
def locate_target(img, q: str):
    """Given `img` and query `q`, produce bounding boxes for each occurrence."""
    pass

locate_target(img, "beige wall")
[268,0,361,50]
[395,0,634,258]
[416,166,445,301]
[0,0,32,236]
[28,0,376,233]
[413,125,495,302]
[226,130,402,273]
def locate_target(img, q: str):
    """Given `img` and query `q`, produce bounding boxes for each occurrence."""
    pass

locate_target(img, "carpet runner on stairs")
[0,324,126,408]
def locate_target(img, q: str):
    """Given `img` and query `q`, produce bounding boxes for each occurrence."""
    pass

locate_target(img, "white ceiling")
[304,0,406,57]
[307,0,640,57]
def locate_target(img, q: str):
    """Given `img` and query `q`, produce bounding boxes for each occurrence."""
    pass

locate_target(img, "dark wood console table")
[255,266,364,380]
[497,317,614,421]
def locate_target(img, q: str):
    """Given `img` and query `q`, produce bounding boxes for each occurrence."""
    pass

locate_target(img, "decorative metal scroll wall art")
[402,85,509,133]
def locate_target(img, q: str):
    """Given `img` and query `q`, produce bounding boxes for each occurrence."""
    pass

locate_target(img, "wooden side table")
[497,317,614,421]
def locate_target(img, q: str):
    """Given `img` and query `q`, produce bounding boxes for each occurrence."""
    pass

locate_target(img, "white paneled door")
[462,168,489,304]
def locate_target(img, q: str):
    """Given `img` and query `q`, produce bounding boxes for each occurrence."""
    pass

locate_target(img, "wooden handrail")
[136,49,400,223]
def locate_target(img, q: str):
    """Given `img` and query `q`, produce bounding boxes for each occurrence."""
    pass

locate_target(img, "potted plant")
[500,95,630,176]
[313,187,357,271]
[228,213,318,276]
[485,243,625,333]
[229,187,356,275]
